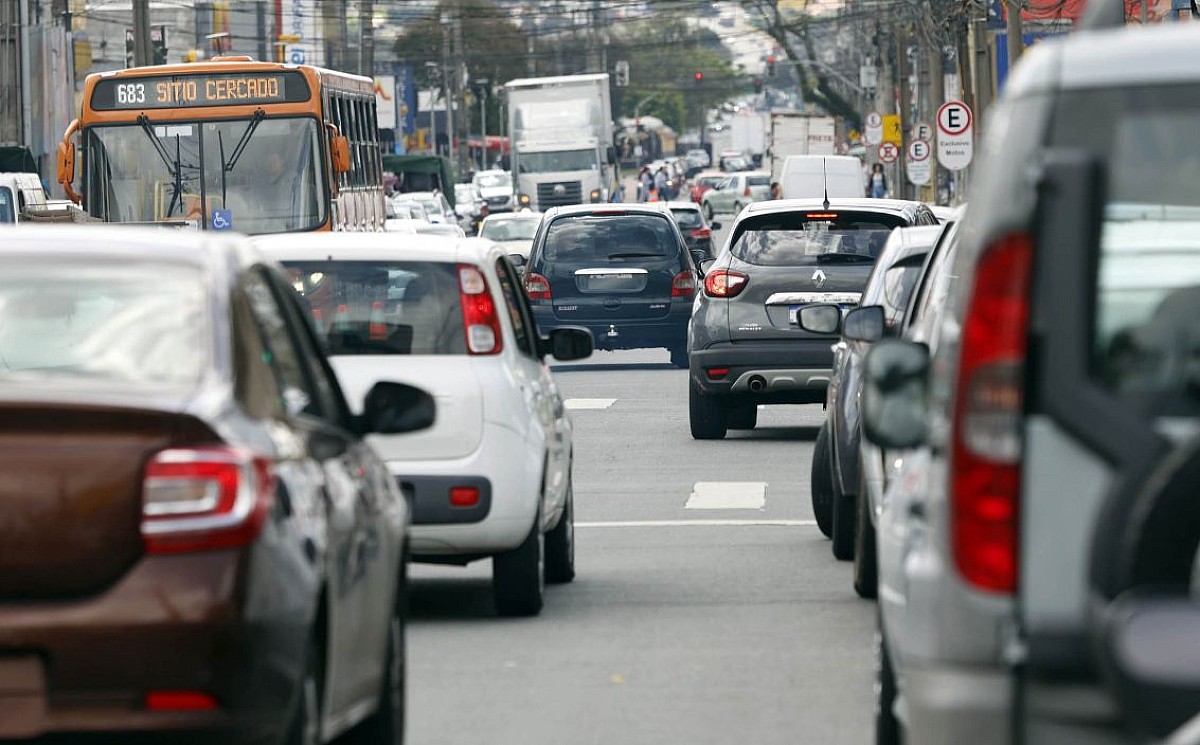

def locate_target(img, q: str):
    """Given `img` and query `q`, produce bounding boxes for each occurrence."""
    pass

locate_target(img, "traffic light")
[754,77,763,94]
[694,71,703,85]
[767,55,776,77]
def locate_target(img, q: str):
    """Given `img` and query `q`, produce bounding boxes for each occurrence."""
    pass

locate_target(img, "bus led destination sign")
[91,71,310,111]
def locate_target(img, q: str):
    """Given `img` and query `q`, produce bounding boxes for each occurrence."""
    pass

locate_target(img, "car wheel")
[875,615,901,745]
[726,403,757,430]
[493,513,544,617]
[854,473,879,599]
[285,640,322,745]
[669,344,689,369]
[349,598,405,744]
[702,202,714,221]
[831,476,856,561]
[811,423,834,538]
[544,474,575,584]
[689,378,727,440]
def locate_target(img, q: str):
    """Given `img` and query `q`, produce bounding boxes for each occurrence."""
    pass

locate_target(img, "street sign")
[936,101,974,171]
[882,114,902,145]
[878,141,899,164]
[906,139,932,185]
[912,121,934,142]
[864,111,883,146]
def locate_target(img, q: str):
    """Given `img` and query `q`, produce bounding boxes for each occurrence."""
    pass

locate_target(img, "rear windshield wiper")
[606,252,663,260]
[816,253,875,263]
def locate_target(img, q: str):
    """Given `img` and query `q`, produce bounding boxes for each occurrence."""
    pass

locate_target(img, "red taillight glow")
[459,264,503,355]
[368,300,386,341]
[524,272,551,301]
[690,227,711,240]
[744,186,752,197]
[141,447,276,555]
[806,213,839,219]
[707,367,729,380]
[449,487,480,507]
[950,233,1033,595]
[145,690,219,711]
[672,270,697,298]
[703,269,748,298]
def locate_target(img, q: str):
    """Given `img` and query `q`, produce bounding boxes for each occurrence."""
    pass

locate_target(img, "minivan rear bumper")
[690,340,836,402]
[532,303,690,352]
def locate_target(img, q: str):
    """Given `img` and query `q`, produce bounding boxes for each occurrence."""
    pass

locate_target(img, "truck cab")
[0,173,48,224]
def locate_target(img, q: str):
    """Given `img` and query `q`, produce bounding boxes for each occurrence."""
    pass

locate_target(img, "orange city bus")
[57,56,385,233]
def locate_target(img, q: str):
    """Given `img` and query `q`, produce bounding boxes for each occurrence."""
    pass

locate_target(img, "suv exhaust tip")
[748,375,768,393]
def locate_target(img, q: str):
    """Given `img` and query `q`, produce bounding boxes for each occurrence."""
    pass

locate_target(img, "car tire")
[493,513,544,617]
[669,344,689,369]
[875,615,901,745]
[811,423,834,538]
[544,474,575,584]
[689,379,727,440]
[702,202,714,221]
[831,477,856,561]
[350,594,405,744]
[727,403,757,430]
[285,640,322,745]
[854,473,879,599]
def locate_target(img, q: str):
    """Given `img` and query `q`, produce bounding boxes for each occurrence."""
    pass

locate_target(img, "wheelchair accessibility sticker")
[211,210,233,231]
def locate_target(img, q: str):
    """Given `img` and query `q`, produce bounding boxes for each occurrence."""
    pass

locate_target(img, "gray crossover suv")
[688,198,938,439]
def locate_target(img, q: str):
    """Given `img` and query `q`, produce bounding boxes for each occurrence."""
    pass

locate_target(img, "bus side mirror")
[56,141,75,186]
[331,135,351,175]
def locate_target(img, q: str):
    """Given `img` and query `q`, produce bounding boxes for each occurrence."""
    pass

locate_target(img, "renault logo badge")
[812,269,827,288]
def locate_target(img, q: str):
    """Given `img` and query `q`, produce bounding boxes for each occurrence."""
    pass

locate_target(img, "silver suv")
[862,19,1200,745]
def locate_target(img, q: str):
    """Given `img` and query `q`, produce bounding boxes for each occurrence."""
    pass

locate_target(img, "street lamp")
[424,61,440,155]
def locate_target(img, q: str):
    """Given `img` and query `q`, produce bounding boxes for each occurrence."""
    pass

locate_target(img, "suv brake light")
[672,270,697,297]
[141,447,275,554]
[524,272,551,301]
[950,232,1033,594]
[703,269,748,298]
[458,264,503,355]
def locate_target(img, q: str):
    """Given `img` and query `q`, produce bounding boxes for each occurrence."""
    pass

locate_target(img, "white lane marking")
[577,519,816,528]
[685,481,767,510]
[564,398,617,410]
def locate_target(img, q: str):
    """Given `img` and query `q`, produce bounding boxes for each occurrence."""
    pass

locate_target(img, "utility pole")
[453,12,468,175]
[1005,0,1023,69]
[929,42,945,204]
[133,0,153,66]
[895,25,911,200]
[360,0,374,77]
[440,11,452,162]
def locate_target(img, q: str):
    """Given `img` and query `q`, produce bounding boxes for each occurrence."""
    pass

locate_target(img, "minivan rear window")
[730,211,903,267]
[539,213,681,266]
[283,260,466,355]
[747,176,770,187]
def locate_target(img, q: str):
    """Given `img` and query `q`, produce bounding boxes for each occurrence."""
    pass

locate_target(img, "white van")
[0,173,48,224]
[778,155,864,200]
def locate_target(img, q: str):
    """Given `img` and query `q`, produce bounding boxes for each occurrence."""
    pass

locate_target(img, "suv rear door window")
[730,211,904,267]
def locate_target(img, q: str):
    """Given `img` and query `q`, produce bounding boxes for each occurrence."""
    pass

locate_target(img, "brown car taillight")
[141,447,275,554]
[459,264,503,355]
[672,270,697,298]
[525,272,551,301]
[950,232,1032,595]
[703,269,748,298]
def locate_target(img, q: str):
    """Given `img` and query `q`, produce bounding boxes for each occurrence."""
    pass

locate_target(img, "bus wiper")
[224,109,265,174]
[136,115,183,217]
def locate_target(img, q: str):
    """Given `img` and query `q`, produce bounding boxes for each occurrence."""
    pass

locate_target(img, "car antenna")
[822,158,830,211]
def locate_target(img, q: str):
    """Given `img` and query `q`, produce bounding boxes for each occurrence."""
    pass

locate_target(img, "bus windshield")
[83,116,326,233]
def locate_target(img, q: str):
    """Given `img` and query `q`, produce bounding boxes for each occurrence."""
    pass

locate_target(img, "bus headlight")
[589,189,602,202]
[518,193,531,206]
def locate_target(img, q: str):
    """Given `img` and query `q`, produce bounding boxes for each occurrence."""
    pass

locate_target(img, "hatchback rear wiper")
[606,252,662,260]
[816,253,874,263]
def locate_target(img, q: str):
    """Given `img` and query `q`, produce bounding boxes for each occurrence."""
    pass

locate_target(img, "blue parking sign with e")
[289,49,306,64]
[211,210,233,231]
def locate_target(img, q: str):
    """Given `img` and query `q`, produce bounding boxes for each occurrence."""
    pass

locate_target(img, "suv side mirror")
[606,145,617,164]
[843,305,885,342]
[797,304,841,335]
[361,381,436,434]
[710,221,722,230]
[699,258,716,276]
[862,339,929,449]
[540,327,593,361]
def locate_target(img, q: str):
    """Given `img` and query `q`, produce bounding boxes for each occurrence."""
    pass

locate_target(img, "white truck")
[505,73,620,211]
[730,112,767,162]
[767,111,837,180]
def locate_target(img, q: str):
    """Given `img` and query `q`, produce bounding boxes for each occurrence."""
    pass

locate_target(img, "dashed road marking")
[577,519,816,528]
[685,481,767,510]
[564,398,617,410]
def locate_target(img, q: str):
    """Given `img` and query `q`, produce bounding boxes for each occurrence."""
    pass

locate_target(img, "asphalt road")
[406,349,876,745]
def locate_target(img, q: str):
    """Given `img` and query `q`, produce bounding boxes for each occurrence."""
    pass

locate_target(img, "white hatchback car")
[256,233,592,616]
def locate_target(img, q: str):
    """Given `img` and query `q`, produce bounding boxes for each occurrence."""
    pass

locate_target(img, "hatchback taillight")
[672,270,697,298]
[524,272,551,301]
[690,227,712,240]
[950,232,1033,594]
[703,269,748,298]
[459,264,503,355]
[141,447,275,554]
[744,186,752,197]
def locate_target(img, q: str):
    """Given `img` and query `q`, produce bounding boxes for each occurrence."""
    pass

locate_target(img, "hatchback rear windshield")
[670,208,703,229]
[283,261,465,355]
[538,213,681,266]
[0,261,208,388]
[730,210,904,266]
[747,176,770,187]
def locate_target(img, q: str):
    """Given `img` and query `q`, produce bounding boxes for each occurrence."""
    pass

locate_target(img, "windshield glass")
[517,149,598,174]
[283,260,466,355]
[83,117,326,233]
[670,208,703,229]
[474,172,511,188]
[482,218,539,242]
[0,261,208,388]
[539,214,679,265]
[0,187,13,223]
[731,211,903,266]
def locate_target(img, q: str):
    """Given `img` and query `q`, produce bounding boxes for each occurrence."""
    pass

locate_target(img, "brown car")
[0,227,433,744]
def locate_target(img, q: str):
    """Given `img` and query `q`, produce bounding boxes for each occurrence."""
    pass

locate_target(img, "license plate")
[0,656,46,738]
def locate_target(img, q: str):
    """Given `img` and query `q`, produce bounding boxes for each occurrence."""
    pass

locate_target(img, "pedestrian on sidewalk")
[869,163,888,199]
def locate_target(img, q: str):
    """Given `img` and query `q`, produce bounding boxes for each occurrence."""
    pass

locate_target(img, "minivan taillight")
[703,269,748,298]
[672,270,697,297]
[458,264,503,355]
[524,272,551,301]
[141,447,275,554]
[950,233,1032,594]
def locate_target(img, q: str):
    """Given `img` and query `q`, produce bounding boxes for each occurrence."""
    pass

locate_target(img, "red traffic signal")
[694,71,703,84]
[766,55,776,77]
